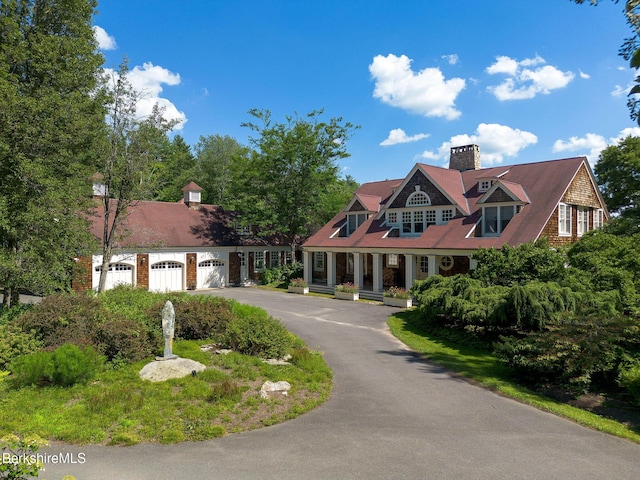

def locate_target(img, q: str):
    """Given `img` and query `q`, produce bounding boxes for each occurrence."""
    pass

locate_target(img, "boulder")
[260,380,291,399]
[139,357,207,382]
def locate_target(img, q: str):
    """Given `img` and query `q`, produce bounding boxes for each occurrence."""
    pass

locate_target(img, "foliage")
[0,323,41,371]
[222,309,293,359]
[383,287,410,299]
[618,362,640,406]
[0,434,48,480]
[595,136,640,222]
[288,278,308,288]
[153,135,197,202]
[471,239,566,286]
[230,109,359,246]
[335,282,359,293]
[9,344,102,388]
[260,262,303,285]
[0,0,105,306]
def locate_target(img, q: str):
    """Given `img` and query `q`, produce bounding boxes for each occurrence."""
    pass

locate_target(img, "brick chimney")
[182,182,203,209]
[449,144,481,171]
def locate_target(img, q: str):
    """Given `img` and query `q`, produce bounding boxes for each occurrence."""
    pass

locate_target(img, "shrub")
[618,362,640,406]
[260,261,303,285]
[335,282,358,293]
[222,311,293,359]
[93,318,158,362]
[0,434,48,480]
[0,304,33,325]
[10,344,102,388]
[0,323,42,371]
[384,287,409,299]
[289,278,308,288]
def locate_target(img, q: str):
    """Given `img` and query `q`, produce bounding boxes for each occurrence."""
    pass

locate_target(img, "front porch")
[303,250,474,299]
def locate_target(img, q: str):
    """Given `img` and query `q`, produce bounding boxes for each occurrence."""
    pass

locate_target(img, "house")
[301,144,609,300]
[72,181,292,292]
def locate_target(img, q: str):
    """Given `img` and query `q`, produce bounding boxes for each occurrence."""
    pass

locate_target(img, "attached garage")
[197,259,226,289]
[149,261,184,292]
[94,263,133,290]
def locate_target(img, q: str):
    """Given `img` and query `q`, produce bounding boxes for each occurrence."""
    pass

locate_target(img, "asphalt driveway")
[43,288,640,479]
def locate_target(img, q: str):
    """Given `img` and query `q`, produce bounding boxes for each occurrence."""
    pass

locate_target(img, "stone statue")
[159,300,177,360]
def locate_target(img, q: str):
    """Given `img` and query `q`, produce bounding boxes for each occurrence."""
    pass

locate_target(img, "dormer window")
[347,213,367,236]
[478,180,492,192]
[236,224,251,236]
[482,205,515,236]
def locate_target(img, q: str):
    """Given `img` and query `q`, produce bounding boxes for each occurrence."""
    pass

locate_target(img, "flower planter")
[288,286,309,295]
[334,291,359,301]
[383,297,412,308]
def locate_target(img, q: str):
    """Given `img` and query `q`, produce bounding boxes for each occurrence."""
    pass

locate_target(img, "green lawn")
[388,310,640,444]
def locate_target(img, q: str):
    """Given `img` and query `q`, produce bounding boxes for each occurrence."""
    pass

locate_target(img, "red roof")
[303,156,594,251]
[89,200,282,248]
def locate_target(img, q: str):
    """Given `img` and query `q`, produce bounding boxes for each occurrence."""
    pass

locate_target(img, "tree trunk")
[97,245,113,293]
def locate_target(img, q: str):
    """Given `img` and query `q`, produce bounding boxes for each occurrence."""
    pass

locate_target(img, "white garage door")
[197,259,226,289]
[95,263,133,290]
[149,261,183,292]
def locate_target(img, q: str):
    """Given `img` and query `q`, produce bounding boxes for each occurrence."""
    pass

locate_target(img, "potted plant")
[383,286,412,308]
[334,282,359,301]
[288,278,309,295]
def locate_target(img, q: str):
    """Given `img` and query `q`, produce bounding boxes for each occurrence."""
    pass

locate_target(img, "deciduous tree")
[0,0,105,306]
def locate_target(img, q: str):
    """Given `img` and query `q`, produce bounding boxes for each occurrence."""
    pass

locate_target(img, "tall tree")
[232,109,358,248]
[194,134,248,206]
[154,135,196,202]
[0,0,105,307]
[96,60,176,292]
[595,135,640,224]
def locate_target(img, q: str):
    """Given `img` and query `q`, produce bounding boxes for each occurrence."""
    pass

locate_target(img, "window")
[406,191,431,206]
[387,254,398,267]
[439,256,454,271]
[387,211,397,224]
[270,252,280,268]
[236,224,251,236]
[413,210,424,233]
[478,180,492,192]
[285,250,292,264]
[441,209,454,222]
[239,252,246,267]
[419,256,429,274]
[425,209,437,226]
[314,252,324,271]
[558,203,571,236]
[593,208,604,229]
[402,211,412,233]
[577,207,589,236]
[346,213,367,236]
[254,252,265,272]
[482,205,515,236]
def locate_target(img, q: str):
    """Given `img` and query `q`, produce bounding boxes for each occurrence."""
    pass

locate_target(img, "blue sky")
[94,0,638,184]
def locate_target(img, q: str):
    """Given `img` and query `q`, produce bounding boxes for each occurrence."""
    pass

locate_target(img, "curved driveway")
[44,288,640,479]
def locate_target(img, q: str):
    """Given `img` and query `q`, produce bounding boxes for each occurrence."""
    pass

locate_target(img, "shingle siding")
[389,170,452,208]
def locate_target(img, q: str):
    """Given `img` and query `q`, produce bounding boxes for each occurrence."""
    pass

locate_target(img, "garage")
[197,259,226,289]
[94,263,133,290]
[149,261,184,292]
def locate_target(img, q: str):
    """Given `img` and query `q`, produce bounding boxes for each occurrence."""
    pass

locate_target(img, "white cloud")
[369,54,466,120]
[552,127,640,166]
[380,128,429,146]
[486,55,574,101]
[93,26,117,50]
[104,63,187,130]
[442,54,459,65]
[419,123,537,165]
[579,70,590,79]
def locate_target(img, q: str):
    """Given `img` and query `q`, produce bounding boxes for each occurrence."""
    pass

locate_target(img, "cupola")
[182,182,203,209]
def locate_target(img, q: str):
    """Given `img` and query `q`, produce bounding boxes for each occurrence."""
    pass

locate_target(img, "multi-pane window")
[347,213,367,236]
[577,207,589,236]
[254,251,265,272]
[270,252,280,268]
[236,224,251,236]
[406,191,431,206]
[402,211,412,233]
[388,254,399,267]
[593,208,604,229]
[285,251,292,264]
[559,203,571,236]
[419,256,429,274]
[314,252,324,271]
[413,211,424,233]
[441,209,454,222]
[478,180,492,192]
[425,210,437,225]
[482,205,515,236]
[387,212,397,224]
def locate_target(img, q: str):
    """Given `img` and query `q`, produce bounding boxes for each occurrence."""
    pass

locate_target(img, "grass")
[388,309,640,444]
[0,340,332,446]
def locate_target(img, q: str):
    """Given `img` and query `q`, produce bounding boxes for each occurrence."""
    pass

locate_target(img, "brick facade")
[186,253,197,289]
[71,256,92,292]
[136,254,149,289]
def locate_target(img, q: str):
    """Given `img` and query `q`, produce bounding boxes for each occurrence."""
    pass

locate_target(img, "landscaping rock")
[260,380,291,399]
[139,357,206,382]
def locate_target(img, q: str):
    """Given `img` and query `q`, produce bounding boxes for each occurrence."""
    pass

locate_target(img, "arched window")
[406,191,431,207]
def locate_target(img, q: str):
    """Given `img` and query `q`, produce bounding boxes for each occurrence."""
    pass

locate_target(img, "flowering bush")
[335,282,359,293]
[289,278,308,288]
[384,287,410,299]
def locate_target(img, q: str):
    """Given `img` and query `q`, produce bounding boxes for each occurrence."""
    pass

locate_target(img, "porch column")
[404,254,416,290]
[428,255,437,277]
[326,252,337,288]
[372,253,383,292]
[353,253,364,290]
[303,250,312,285]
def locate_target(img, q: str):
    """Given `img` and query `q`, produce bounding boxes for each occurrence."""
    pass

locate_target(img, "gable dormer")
[341,194,380,237]
[477,180,529,236]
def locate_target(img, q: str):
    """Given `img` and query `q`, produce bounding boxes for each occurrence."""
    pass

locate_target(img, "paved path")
[44,288,640,479]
